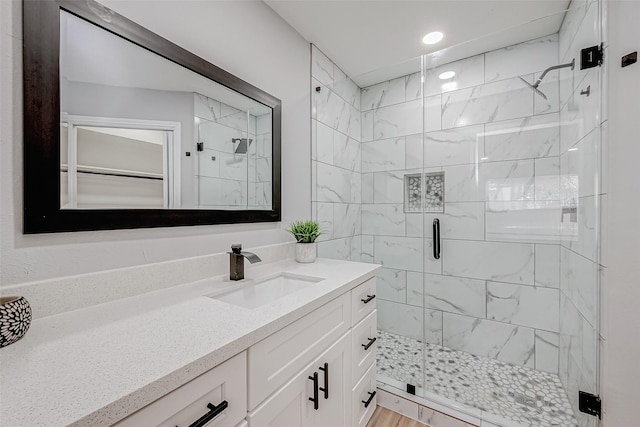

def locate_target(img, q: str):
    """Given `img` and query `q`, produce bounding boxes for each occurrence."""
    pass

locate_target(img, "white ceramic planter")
[295,242,317,263]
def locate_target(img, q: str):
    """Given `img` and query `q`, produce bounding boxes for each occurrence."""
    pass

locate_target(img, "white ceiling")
[265,0,571,87]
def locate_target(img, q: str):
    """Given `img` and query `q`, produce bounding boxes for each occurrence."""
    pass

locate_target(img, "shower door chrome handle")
[433,218,441,260]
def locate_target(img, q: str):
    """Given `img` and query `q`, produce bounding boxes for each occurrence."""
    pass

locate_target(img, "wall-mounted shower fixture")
[518,58,575,100]
[232,138,253,154]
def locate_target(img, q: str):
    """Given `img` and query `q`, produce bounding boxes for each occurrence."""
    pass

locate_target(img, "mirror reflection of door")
[60,117,181,209]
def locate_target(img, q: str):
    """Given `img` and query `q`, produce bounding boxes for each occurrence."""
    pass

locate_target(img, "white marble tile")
[486,281,559,332]
[256,113,271,135]
[316,84,360,140]
[361,235,374,263]
[535,331,560,374]
[418,405,471,427]
[424,124,484,167]
[424,54,485,97]
[560,246,597,327]
[559,71,599,154]
[361,110,374,142]
[485,200,561,244]
[405,213,423,238]
[561,129,599,199]
[199,120,242,153]
[332,64,359,108]
[216,110,248,132]
[405,134,423,169]
[535,157,561,202]
[535,244,560,288]
[442,313,535,368]
[442,77,534,129]
[483,113,560,162]
[362,137,405,173]
[317,237,351,260]
[559,292,584,374]
[485,34,558,83]
[198,177,246,207]
[406,271,423,306]
[377,268,407,303]
[316,121,333,164]
[311,160,317,202]
[424,309,443,346]
[254,157,271,183]
[374,99,422,139]
[311,45,333,86]
[424,202,485,241]
[350,235,362,262]
[559,0,589,61]
[361,76,405,111]
[194,93,221,121]
[442,240,534,285]
[218,153,248,181]
[378,300,424,341]
[424,273,486,318]
[333,132,360,172]
[316,162,351,203]
[423,239,443,275]
[311,119,317,161]
[197,149,220,178]
[424,95,442,132]
[563,195,598,262]
[373,170,406,204]
[350,171,361,204]
[361,204,405,236]
[375,236,423,272]
[362,173,374,203]
[332,203,360,238]
[405,72,422,101]
[316,202,334,241]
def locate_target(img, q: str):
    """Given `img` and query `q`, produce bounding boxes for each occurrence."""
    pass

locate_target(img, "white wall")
[602,1,640,425]
[0,0,310,286]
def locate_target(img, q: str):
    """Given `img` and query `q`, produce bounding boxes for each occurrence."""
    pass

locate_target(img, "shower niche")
[404,172,444,213]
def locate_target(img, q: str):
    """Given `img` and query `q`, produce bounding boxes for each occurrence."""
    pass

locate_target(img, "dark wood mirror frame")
[23,0,282,234]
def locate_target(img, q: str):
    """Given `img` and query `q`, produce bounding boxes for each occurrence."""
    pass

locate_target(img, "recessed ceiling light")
[422,31,444,45]
[438,71,456,80]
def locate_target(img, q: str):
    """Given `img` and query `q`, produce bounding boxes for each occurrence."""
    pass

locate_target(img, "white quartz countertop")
[0,258,380,427]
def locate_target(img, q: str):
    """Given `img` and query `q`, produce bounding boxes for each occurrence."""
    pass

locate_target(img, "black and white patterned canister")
[0,296,32,348]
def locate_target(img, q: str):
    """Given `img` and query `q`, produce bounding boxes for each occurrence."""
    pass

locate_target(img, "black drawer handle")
[188,400,228,427]
[309,372,319,410]
[362,337,377,351]
[361,294,376,304]
[362,391,376,408]
[319,362,329,399]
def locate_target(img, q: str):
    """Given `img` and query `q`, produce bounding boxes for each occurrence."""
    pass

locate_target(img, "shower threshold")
[377,330,577,427]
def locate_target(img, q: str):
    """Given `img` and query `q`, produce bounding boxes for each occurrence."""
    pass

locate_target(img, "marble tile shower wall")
[557,1,603,426]
[362,34,566,375]
[311,46,363,260]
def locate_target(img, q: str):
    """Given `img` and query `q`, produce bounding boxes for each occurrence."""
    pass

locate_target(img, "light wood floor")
[366,406,425,427]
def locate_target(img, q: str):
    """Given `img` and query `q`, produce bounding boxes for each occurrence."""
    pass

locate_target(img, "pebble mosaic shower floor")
[377,330,577,427]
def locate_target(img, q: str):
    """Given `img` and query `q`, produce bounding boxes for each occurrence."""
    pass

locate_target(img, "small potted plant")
[286,220,322,263]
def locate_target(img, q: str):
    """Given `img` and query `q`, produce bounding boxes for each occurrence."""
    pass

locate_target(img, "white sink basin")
[210,273,324,309]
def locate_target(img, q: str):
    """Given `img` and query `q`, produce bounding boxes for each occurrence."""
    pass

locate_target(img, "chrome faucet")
[228,244,262,281]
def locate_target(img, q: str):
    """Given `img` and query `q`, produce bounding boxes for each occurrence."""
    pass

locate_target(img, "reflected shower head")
[232,138,253,154]
[518,76,548,100]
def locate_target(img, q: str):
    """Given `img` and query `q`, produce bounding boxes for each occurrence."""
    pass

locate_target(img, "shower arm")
[533,58,575,87]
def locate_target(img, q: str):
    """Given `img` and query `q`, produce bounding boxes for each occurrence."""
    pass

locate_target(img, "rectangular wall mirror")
[24,0,281,233]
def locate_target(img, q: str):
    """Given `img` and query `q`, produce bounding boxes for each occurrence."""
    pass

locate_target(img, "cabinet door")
[247,363,315,427]
[313,332,351,427]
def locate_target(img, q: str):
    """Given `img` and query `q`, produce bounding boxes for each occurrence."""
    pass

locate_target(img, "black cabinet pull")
[362,337,377,351]
[362,391,376,408]
[433,218,441,260]
[309,372,319,410]
[361,294,376,304]
[188,400,228,427]
[318,362,329,399]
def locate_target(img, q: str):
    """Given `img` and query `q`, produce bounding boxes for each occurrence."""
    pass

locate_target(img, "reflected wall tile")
[198,149,220,178]
[216,110,248,132]
[200,120,242,153]
[361,110,374,142]
[442,313,535,368]
[424,124,484,167]
[405,134,423,169]
[333,203,361,238]
[361,76,405,111]
[362,137,405,172]
[425,202,485,240]
[407,271,423,306]
[485,200,561,244]
[311,45,333,86]
[362,204,405,236]
[535,157,561,201]
[484,113,560,162]
[316,202,334,241]
[535,244,560,288]
[560,246,597,326]
[373,170,406,204]
[424,273,486,318]
[316,162,350,202]
[424,309,443,345]
[194,93,221,121]
[316,121,333,164]
[535,330,560,374]
[219,153,248,181]
[374,236,423,272]
[423,239,443,275]
[442,76,534,129]
[443,240,534,285]
[377,268,407,303]
[374,99,422,140]
[424,95,442,132]
[424,54,484,97]
[405,213,423,238]
[361,235,374,263]
[405,72,422,101]
[487,281,559,331]
[484,34,558,83]
[333,132,361,172]
[362,173,374,203]
[563,130,598,198]
[378,300,424,341]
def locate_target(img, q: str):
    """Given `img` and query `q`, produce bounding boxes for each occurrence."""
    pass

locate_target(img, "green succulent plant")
[286,220,323,243]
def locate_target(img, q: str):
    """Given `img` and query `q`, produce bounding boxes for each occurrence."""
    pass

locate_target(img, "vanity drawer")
[351,278,376,325]
[248,292,351,410]
[352,309,377,386]
[114,351,246,427]
[352,362,377,427]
